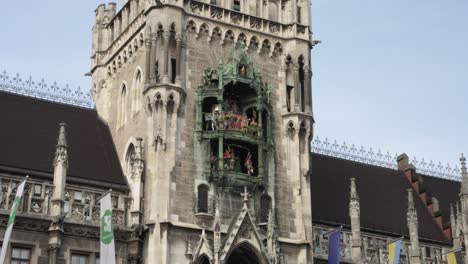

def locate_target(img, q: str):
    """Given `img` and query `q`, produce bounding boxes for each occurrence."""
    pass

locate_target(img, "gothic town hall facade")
[0,1,466,264]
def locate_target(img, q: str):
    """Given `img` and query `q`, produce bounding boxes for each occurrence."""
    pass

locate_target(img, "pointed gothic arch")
[225,241,268,264]
[132,68,143,113]
[194,254,210,264]
[197,184,209,213]
[118,83,128,127]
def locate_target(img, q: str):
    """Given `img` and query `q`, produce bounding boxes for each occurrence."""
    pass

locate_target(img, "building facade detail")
[349,178,362,263]
[407,189,421,264]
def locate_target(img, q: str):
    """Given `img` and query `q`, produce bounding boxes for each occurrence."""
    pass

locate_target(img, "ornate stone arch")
[261,39,272,56]
[186,20,197,32]
[273,41,283,56]
[199,23,210,35]
[211,26,222,40]
[237,33,247,45]
[248,36,260,51]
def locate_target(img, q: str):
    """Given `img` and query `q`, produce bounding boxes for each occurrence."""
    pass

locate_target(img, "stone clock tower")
[90,0,315,263]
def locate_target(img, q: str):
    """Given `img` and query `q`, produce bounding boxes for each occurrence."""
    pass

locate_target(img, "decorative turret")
[50,123,68,217]
[407,189,421,264]
[349,178,362,263]
[48,123,68,264]
[458,154,468,263]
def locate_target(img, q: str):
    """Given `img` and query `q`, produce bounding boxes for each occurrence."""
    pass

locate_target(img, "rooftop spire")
[350,178,359,200]
[459,154,468,196]
[53,123,68,167]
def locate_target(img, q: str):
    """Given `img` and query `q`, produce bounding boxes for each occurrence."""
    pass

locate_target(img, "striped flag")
[447,250,463,264]
[100,191,116,264]
[0,177,27,264]
[388,239,402,264]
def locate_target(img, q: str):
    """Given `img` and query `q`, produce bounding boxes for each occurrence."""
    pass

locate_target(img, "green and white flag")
[100,191,115,264]
[0,177,27,264]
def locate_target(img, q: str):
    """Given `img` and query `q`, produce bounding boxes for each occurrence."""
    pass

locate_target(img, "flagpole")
[442,247,462,255]
[385,236,404,246]
[323,226,343,237]
[95,189,113,204]
[0,175,29,264]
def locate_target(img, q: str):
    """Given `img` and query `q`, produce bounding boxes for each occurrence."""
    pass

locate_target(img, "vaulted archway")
[225,242,267,264]
[194,254,210,264]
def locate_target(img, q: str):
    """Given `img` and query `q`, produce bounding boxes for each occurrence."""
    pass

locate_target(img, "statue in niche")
[223,147,237,171]
[244,152,254,175]
[248,116,259,136]
[239,64,247,76]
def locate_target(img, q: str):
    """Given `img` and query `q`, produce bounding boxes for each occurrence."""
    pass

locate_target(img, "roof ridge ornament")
[0,70,94,108]
[311,136,461,181]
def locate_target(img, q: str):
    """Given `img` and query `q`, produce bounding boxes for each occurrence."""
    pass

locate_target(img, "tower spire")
[54,123,68,167]
[460,154,468,196]
[407,189,421,264]
[349,178,361,263]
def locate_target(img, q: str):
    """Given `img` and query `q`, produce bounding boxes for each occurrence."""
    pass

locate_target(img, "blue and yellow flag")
[387,239,402,264]
[447,250,463,264]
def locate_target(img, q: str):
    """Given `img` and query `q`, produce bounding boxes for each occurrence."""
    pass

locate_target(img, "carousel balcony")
[218,170,260,192]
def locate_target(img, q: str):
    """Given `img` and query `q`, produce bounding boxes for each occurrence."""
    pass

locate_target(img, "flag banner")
[0,177,27,264]
[388,239,402,264]
[447,250,463,264]
[100,192,116,264]
[328,230,340,264]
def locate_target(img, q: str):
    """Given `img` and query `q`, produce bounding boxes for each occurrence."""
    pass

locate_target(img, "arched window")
[259,194,271,223]
[197,185,209,213]
[125,144,136,177]
[268,1,279,21]
[233,0,241,11]
[133,70,142,113]
[118,85,128,127]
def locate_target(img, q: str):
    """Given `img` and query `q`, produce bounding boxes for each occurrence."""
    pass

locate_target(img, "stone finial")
[350,178,359,200]
[53,123,68,167]
[397,153,409,171]
[459,154,468,196]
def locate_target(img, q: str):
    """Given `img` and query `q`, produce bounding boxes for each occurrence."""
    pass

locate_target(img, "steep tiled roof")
[420,174,460,222]
[0,91,127,190]
[311,153,450,244]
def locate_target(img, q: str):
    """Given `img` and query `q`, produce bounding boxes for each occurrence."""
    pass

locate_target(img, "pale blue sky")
[0,1,466,169]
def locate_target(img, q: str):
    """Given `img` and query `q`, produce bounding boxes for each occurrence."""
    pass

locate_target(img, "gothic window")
[268,1,279,21]
[118,85,128,127]
[297,6,302,23]
[233,0,241,11]
[125,144,136,178]
[286,85,293,112]
[299,56,305,112]
[171,58,176,84]
[259,194,271,223]
[197,185,209,213]
[133,70,142,113]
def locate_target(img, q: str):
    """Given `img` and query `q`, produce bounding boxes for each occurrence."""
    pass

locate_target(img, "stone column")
[162,31,170,83]
[451,204,457,243]
[407,189,421,264]
[303,65,312,113]
[459,154,468,264]
[145,38,152,83]
[349,178,362,263]
[49,123,68,264]
[293,63,300,112]
[130,138,145,226]
[175,35,182,85]
[150,33,157,82]
[50,123,68,217]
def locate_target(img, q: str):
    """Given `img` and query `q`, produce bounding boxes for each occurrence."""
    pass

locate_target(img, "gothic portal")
[90,0,314,263]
